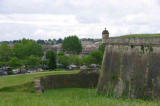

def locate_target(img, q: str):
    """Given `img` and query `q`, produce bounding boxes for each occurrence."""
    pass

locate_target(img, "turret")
[102,28,109,44]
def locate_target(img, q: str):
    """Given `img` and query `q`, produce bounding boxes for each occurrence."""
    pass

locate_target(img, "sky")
[0,0,160,41]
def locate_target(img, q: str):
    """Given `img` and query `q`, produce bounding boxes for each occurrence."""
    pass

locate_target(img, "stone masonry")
[97,29,160,98]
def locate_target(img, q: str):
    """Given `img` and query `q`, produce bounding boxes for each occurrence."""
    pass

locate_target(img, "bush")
[7,71,14,75]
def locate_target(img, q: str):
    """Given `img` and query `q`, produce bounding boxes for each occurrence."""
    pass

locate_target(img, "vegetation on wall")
[140,45,153,53]
[98,44,105,53]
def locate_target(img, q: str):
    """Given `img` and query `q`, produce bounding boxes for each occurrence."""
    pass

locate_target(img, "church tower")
[102,28,109,44]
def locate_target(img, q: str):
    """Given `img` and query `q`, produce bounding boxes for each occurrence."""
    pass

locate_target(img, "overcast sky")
[0,0,160,41]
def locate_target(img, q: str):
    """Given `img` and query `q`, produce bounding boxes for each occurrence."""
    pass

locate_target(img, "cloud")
[0,0,160,41]
[0,14,105,40]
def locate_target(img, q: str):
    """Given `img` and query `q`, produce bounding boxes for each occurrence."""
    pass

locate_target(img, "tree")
[13,39,44,59]
[0,61,8,67]
[58,55,71,68]
[0,43,12,62]
[13,40,20,44]
[37,40,45,45]
[89,50,103,65]
[62,36,82,54]
[81,50,103,65]
[81,55,94,65]
[8,57,22,69]
[56,38,63,44]
[57,50,64,57]
[47,39,55,45]
[70,55,81,65]
[24,55,41,69]
[46,50,56,69]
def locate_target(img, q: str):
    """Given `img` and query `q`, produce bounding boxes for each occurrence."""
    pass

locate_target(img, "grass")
[118,33,160,38]
[0,70,159,106]
[0,88,159,106]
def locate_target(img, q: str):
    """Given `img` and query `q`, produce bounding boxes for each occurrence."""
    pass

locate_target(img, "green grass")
[118,33,160,38]
[0,88,159,106]
[0,70,159,106]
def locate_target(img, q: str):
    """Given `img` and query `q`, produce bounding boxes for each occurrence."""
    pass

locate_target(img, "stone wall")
[40,71,99,90]
[98,37,160,98]
[103,37,160,46]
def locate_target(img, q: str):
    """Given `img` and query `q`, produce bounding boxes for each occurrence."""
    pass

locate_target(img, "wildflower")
[118,77,122,81]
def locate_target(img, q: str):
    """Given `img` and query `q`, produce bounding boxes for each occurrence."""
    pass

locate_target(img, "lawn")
[0,70,159,106]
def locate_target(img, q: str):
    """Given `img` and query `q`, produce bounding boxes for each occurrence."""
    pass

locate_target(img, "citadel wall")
[98,36,160,98]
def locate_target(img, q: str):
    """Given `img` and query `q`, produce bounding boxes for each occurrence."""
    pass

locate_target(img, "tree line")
[0,39,44,69]
[0,36,104,70]
[0,38,101,45]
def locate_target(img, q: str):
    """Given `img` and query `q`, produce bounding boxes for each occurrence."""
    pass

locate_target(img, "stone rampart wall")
[40,71,99,90]
[98,37,160,98]
[103,37,160,46]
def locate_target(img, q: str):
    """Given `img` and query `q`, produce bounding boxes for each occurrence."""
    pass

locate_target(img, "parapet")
[104,37,160,46]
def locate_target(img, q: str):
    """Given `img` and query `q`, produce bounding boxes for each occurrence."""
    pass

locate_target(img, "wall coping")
[103,37,160,46]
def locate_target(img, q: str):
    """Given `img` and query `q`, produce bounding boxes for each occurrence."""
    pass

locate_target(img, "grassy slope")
[0,70,159,106]
[0,88,158,106]
[118,33,160,38]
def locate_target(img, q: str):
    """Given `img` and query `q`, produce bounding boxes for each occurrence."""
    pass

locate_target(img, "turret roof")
[102,28,109,34]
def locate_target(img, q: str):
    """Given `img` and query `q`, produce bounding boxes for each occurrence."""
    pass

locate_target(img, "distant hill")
[117,33,160,38]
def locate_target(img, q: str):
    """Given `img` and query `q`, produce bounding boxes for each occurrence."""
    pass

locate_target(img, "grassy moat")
[0,70,159,106]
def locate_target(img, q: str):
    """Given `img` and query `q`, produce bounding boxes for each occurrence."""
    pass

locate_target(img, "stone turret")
[102,28,109,44]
